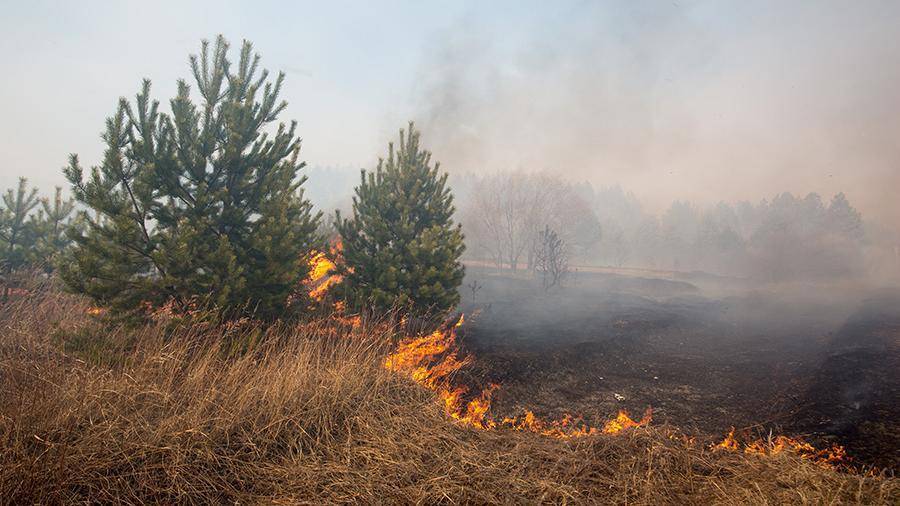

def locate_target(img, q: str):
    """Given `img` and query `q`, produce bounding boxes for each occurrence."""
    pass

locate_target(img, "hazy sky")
[1,1,898,229]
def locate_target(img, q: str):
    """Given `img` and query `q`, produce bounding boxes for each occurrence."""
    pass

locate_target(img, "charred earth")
[459,266,900,471]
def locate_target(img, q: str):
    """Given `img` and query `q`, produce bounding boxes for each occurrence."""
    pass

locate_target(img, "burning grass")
[384,314,655,437]
[381,310,854,473]
[0,286,897,504]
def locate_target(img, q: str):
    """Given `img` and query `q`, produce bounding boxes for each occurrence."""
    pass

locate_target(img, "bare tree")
[466,279,482,304]
[461,171,600,272]
[533,225,568,291]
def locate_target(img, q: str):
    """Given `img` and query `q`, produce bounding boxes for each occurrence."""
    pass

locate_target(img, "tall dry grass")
[0,284,897,504]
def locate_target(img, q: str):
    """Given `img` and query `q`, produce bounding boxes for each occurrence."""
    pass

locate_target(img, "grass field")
[1,282,896,504]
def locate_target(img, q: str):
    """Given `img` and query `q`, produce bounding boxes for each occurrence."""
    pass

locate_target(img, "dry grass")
[0,285,897,505]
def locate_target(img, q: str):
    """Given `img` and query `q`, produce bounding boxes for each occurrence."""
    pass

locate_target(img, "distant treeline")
[448,171,889,281]
[587,186,869,280]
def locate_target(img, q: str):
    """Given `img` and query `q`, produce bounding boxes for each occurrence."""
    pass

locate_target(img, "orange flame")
[712,428,847,468]
[714,428,740,452]
[384,314,651,438]
[307,250,342,301]
[384,317,497,428]
[320,244,840,463]
[305,239,350,302]
[499,408,651,439]
[602,409,653,434]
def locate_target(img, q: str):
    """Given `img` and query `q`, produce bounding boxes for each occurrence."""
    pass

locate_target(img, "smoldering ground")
[411,1,900,471]
[457,265,900,470]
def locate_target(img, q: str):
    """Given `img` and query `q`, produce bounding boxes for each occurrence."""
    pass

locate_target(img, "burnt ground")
[457,267,900,471]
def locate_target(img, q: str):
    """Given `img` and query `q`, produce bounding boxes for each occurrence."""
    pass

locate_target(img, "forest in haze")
[6,166,889,291]
[296,165,897,283]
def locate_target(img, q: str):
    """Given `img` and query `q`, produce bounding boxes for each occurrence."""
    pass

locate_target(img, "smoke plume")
[412,1,900,234]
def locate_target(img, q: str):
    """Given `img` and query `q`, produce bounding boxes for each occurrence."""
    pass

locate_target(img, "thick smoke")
[411,1,900,236]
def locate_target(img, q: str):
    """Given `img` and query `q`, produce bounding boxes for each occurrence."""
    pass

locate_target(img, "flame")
[296,240,365,331]
[312,242,846,463]
[501,410,595,438]
[309,251,335,284]
[602,409,653,434]
[307,251,341,301]
[714,428,740,451]
[86,306,105,316]
[499,408,651,439]
[306,240,348,302]
[712,428,847,468]
[384,314,651,438]
[384,317,497,428]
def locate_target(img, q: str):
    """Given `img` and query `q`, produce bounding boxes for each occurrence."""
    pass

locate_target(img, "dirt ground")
[458,266,900,471]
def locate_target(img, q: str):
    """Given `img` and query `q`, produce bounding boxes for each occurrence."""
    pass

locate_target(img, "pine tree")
[336,122,465,317]
[60,36,320,321]
[34,187,76,271]
[0,178,41,276]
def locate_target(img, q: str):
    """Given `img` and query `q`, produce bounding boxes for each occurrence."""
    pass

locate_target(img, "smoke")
[411,1,900,234]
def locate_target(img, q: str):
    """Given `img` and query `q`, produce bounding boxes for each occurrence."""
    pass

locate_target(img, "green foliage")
[60,36,320,321]
[35,187,77,271]
[0,178,75,279]
[336,122,465,317]
[0,178,41,274]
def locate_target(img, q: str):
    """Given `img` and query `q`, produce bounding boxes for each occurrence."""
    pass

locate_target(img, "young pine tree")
[0,178,41,296]
[60,36,320,321]
[34,187,76,271]
[0,180,76,278]
[336,122,465,317]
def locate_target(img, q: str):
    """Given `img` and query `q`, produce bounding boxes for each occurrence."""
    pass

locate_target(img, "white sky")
[1,1,898,231]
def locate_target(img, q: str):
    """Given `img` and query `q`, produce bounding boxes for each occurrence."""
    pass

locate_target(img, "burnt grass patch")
[459,268,900,472]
